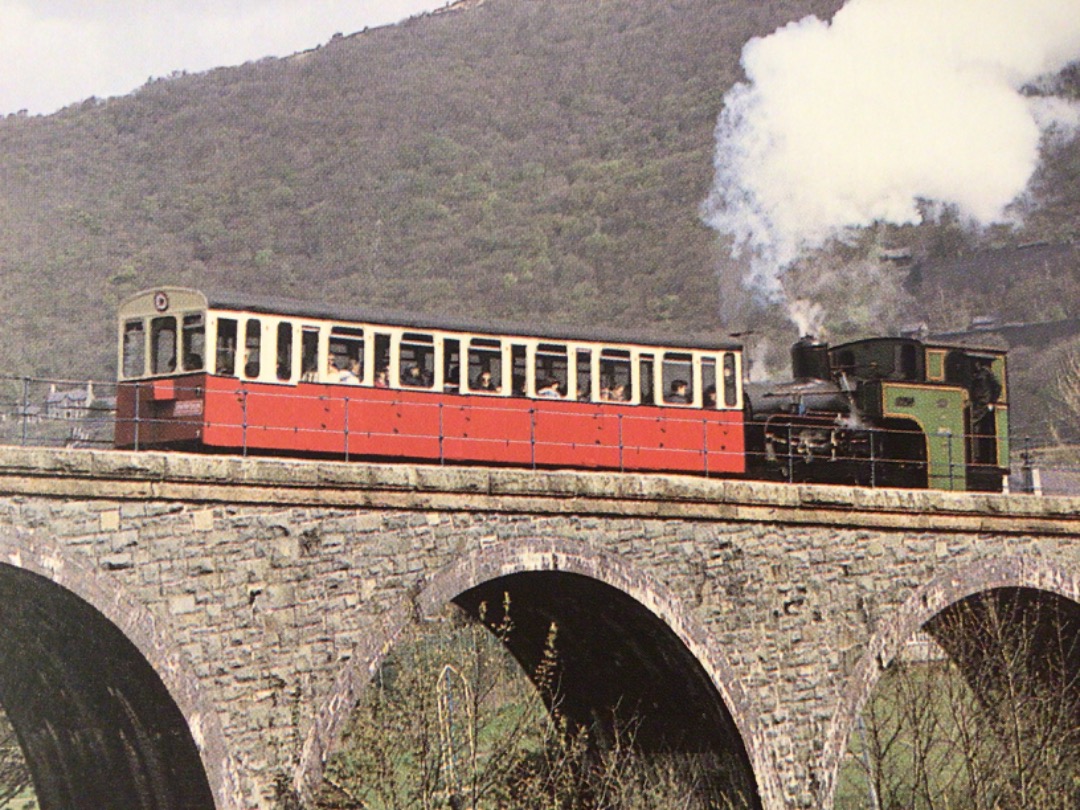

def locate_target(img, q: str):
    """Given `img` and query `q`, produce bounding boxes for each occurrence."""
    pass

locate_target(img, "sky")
[0,0,448,116]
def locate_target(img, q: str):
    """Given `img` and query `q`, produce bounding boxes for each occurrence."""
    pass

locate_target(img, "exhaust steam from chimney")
[702,0,1080,323]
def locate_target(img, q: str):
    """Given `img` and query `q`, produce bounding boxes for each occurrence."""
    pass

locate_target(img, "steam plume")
[703,0,1080,298]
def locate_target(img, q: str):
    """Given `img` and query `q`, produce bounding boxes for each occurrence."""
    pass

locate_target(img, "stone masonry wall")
[0,446,1078,809]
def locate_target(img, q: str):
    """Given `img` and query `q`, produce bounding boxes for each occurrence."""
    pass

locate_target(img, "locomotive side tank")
[746,336,1009,491]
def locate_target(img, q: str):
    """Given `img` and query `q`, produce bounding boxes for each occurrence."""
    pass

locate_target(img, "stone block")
[100,509,121,532]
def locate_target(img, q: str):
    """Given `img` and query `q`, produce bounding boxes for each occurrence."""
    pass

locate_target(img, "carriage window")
[467,338,502,394]
[300,328,319,381]
[575,348,592,401]
[723,353,738,407]
[244,319,261,378]
[374,333,392,385]
[181,314,205,372]
[534,343,568,398]
[276,322,294,381]
[600,349,632,402]
[443,338,461,392]
[511,344,527,396]
[150,316,177,375]
[122,320,145,378]
[639,354,655,405]
[662,352,693,405]
[216,319,237,377]
[330,326,364,383]
[702,356,717,408]
[400,332,434,388]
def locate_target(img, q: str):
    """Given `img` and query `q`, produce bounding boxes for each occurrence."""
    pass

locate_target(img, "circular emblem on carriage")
[154,291,170,312]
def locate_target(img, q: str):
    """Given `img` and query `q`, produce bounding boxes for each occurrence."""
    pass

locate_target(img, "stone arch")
[298,535,778,808]
[0,528,240,810]
[821,554,1080,809]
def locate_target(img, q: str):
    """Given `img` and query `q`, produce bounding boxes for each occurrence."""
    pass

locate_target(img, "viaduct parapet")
[0,445,1078,809]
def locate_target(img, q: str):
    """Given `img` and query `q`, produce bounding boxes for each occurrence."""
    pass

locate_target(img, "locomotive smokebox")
[791,336,831,381]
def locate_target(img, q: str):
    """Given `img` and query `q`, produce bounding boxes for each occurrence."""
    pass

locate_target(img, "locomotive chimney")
[791,336,831,381]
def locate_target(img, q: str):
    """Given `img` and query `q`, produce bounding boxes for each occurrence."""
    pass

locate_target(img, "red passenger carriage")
[114,288,746,476]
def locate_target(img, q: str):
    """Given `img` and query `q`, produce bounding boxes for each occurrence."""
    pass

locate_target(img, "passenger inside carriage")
[473,368,498,392]
[704,385,718,408]
[374,367,390,388]
[537,378,563,398]
[326,353,357,384]
[668,379,689,404]
[340,358,361,384]
[401,364,430,387]
[602,381,628,402]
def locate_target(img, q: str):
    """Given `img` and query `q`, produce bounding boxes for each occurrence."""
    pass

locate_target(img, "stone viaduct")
[0,444,1078,810]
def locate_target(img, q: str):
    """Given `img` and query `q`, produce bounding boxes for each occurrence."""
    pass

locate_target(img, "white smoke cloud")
[703,0,1080,297]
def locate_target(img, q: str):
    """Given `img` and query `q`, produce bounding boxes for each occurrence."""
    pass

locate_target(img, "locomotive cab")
[829,337,1008,491]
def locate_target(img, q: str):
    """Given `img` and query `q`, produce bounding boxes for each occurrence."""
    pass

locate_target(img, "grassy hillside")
[0,0,1078,440]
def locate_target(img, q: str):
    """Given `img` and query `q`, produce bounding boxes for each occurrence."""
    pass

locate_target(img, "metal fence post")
[344,395,350,462]
[241,390,249,457]
[618,413,624,473]
[1021,435,1042,495]
[133,382,141,452]
[945,429,954,490]
[702,416,709,477]
[869,426,877,488]
[530,408,536,470]
[787,423,794,483]
[438,402,444,465]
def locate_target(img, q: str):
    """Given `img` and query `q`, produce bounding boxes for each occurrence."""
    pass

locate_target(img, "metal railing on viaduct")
[0,444,1079,810]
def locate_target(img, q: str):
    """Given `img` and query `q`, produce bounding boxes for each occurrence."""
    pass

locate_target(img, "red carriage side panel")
[121,371,747,477]
[343,389,443,460]
[531,402,622,470]
[590,405,745,475]
[438,397,535,466]
[704,411,745,476]
[115,375,206,449]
